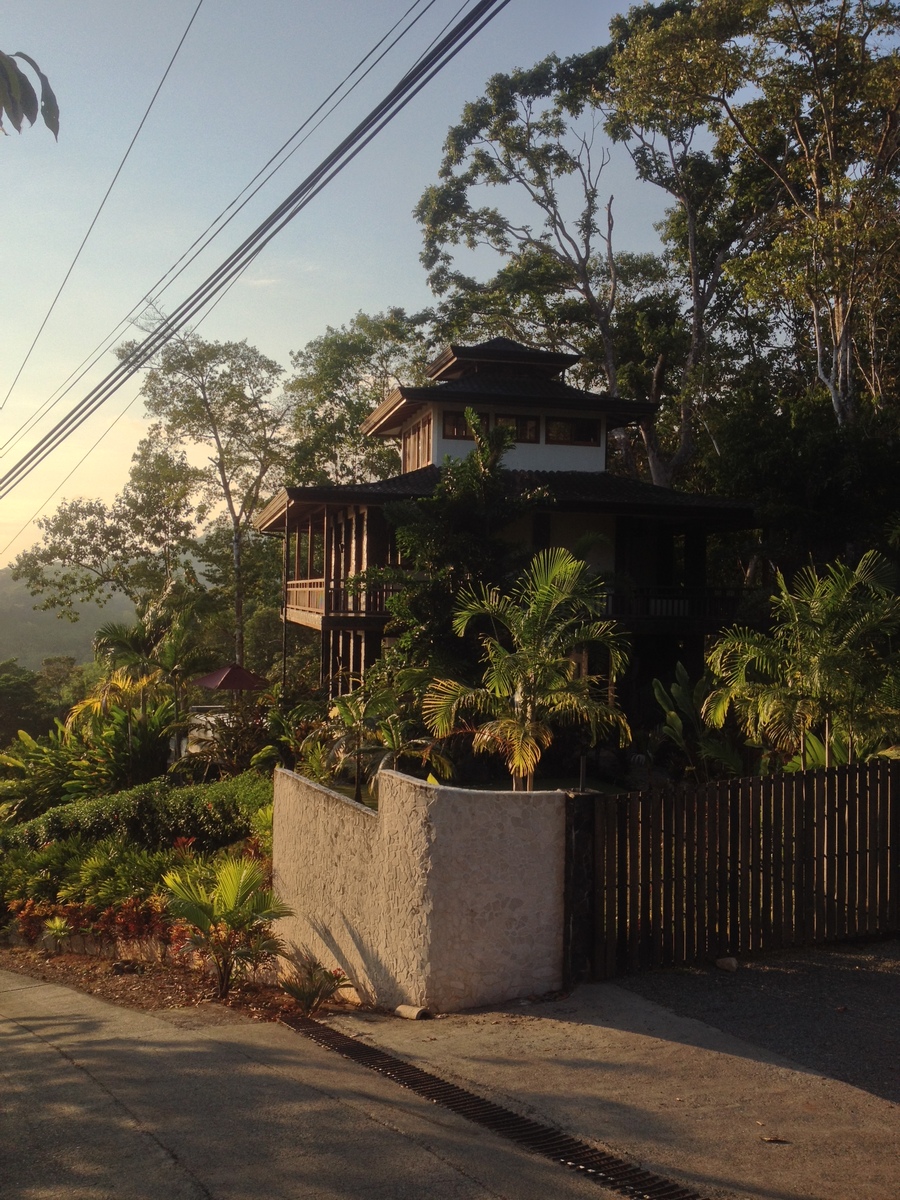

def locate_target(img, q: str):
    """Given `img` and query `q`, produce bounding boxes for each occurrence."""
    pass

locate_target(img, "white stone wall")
[272,768,566,1012]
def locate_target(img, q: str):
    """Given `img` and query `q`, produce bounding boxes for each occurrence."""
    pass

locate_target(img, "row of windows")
[442,410,602,447]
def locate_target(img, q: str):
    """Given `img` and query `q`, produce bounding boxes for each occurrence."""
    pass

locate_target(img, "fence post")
[563,792,596,987]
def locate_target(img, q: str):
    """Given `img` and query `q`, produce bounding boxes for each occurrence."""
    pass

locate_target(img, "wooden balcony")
[605,586,745,631]
[285,578,745,634]
[284,578,397,630]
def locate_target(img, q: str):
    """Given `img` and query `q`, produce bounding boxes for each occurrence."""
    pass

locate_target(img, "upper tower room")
[360,337,656,474]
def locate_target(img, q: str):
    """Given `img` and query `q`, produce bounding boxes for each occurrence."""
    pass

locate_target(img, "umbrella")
[190,663,269,691]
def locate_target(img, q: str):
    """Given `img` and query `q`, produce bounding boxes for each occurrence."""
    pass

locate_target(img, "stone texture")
[273,769,566,1012]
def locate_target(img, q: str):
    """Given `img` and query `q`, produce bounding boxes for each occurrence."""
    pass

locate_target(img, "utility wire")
[0,0,512,504]
[0,0,205,413]
[0,0,440,459]
[187,0,478,333]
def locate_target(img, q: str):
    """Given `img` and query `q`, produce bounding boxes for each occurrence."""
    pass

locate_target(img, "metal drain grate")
[281,1013,705,1200]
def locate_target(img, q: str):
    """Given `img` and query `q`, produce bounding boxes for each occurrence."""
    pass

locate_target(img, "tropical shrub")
[43,915,73,953]
[653,663,744,781]
[4,773,272,853]
[706,552,900,767]
[164,856,292,997]
[280,951,352,1016]
[0,724,82,823]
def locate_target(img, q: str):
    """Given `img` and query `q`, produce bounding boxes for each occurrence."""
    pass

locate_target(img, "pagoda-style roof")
[360,337,656,437]
[426,336,580,380]
[254,466,754,534]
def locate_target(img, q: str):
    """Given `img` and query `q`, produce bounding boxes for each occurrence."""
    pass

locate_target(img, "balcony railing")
[286,579,326,613]
[604,586,744,623]
[285,579,400,618]
[285,578,745,627]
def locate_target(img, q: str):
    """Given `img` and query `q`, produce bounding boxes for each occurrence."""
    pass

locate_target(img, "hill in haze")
[0,568,134,670]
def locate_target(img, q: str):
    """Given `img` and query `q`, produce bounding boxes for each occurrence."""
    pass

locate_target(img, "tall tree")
[285,309,428,485]
[610,0,900,426]
[126,334,289,665]
[415,47,765,486]
[13,439,201,617]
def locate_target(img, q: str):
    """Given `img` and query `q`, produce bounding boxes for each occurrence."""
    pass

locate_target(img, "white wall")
[273,769,567,1012]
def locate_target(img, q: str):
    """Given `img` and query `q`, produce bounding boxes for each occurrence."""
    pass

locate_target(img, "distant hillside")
[0,569,135,669]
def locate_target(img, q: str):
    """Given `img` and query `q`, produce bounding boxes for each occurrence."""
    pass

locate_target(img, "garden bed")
[0,945,355,1022]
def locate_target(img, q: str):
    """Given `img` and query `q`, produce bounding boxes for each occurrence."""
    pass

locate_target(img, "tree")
[126,334,289,665]
[423,548,630,789]
[0,659,51,747]
[12,439,201,618]
[415,47,767,487]
[0,50,58,138]
[286,309,428,485]
[93,586,217,726]
[705,551,900,766]
[417,58,622,393]
[610,0,900,426]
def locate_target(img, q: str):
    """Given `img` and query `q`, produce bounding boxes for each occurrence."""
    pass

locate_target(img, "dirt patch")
[0,945,351,1023]
[616,936,900,1105]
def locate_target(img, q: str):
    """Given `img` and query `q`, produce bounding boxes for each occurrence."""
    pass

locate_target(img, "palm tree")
[94,587,216,727]
[423,548,630,789]
[704,551,900,767]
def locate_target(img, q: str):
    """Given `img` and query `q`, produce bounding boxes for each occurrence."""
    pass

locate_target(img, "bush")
[2,772,273,854]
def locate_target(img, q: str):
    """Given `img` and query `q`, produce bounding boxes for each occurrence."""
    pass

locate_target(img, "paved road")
[0,969,606,1200]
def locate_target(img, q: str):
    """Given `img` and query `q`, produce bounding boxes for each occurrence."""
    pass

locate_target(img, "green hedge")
[2,772,273,853]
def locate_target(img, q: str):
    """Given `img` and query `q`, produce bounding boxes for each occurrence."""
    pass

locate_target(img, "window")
[442,410,490,439]
[402,413,433,471]
[495,414,539,443]
[545,417,602,446]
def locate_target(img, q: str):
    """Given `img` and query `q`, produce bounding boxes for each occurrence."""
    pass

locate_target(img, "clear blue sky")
[0,0,666,565]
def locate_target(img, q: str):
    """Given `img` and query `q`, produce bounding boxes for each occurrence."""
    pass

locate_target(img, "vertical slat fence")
[585,760,900,980]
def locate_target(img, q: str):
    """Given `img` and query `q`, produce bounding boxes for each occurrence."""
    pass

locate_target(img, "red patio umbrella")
[190,663,269,691]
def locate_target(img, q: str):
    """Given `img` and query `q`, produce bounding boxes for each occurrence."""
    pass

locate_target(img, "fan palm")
[423,548,630,789]
[705,551,900,766]
[164,856,293,997]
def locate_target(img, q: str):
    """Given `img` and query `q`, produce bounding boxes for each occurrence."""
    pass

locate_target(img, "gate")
[564,761,900,983]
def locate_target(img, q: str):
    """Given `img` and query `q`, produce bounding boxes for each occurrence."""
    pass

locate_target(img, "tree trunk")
[233,525,244,666]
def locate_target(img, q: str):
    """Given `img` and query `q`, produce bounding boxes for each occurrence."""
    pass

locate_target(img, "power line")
[0,0,206,413]
[0,0,512,507]
[0,0,440,460]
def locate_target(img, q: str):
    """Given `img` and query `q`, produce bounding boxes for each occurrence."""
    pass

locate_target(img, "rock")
[715,956,739,972]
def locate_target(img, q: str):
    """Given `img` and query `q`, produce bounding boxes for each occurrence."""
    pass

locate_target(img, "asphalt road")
[0,969,606,1200]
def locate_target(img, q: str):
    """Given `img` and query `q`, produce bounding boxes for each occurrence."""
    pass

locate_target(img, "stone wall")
[272,768,566,1012]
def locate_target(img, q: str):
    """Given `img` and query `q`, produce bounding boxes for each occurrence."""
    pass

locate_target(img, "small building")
[254,338,754,701]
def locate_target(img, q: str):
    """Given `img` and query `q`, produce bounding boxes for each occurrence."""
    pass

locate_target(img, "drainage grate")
[281,1013,706,1200]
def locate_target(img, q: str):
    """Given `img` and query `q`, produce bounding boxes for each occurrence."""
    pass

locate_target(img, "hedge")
[3,772,273,853]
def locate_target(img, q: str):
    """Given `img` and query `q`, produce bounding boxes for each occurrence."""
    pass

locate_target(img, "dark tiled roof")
[427,336,579,379]
[514,470,754,522]
[256,467,754,531]
[361,376,655,435]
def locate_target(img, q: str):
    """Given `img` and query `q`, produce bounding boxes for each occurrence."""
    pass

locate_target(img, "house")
[254,338,754,707]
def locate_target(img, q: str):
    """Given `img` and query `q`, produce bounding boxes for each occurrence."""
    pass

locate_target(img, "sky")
[0,0,668,567]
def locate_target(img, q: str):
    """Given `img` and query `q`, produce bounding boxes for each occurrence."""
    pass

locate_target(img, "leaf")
[14,52,58,137]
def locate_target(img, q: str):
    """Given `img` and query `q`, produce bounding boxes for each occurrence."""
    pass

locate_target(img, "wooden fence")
[564,761,900,982]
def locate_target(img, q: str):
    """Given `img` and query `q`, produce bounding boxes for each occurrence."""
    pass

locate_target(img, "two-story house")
[254,338,754,705]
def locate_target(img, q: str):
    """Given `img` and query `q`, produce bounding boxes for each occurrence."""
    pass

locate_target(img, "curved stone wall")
[272,768,566,1012]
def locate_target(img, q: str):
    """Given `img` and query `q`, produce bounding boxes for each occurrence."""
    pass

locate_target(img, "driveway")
[0,969,605,1200]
